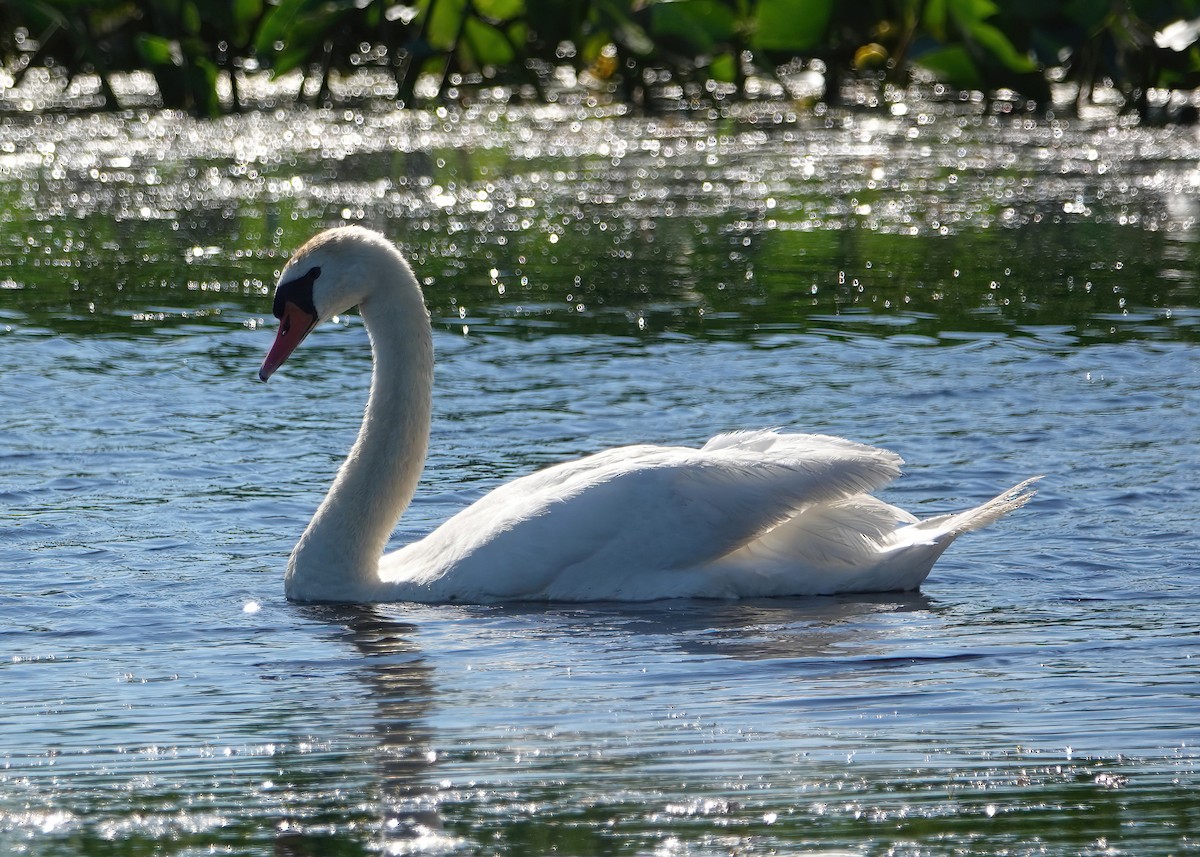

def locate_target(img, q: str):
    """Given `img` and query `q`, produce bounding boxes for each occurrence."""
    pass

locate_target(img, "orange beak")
[259,301,319,381]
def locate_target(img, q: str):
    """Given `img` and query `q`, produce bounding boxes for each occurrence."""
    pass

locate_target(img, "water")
[1,94,1198,854]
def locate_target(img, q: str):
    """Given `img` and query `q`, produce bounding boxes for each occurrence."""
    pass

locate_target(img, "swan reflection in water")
[276,595,950,835]
[463,591,938,662]
[271,593,961,854]
[274,605,445,856]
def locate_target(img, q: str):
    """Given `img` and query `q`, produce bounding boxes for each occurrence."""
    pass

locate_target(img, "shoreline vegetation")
[4,1,1200,122]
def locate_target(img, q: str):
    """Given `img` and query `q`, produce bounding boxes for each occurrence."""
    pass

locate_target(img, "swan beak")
[259,302,319,381]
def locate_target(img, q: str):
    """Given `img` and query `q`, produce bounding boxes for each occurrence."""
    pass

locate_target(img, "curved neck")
[286,263,433,601]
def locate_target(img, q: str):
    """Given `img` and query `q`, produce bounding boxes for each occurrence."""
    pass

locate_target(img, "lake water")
[1,92,1198,855]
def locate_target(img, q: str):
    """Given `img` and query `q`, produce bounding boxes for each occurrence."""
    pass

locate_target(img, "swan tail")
[897,476,1042,544]
[706,477,1040,597]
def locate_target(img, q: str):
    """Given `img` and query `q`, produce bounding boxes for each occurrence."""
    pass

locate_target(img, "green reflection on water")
[11,752,1195,854]
[1,109,1197,344]
[1,202,1196,344]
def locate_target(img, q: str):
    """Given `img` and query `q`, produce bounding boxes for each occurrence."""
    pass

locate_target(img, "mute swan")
[259,226,1037,604]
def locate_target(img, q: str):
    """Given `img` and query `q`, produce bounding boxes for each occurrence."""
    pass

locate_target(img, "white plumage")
[259,226,1038,604]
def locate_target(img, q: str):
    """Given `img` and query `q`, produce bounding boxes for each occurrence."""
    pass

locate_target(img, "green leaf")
[507,20,528,52]
[183,1,202,35]
[254,0,310,55]
[474,0,525,20]
[255,0,358,74]
[709,51,737,82]
[232,0,264,46]
[191,56,222,116]
[428,0,469,51]
[752,0,832,53]
[464,16,515,66]
[969,21,1037,73]
[924,0,949,39]
[650,0,738,55]
[949,0,999,23]
[592,0,655,57]
[914,43,983,89]
[137,33,181,66]
[580,31,613,64]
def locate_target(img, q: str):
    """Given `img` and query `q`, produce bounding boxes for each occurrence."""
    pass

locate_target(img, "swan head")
[259,226,409,381]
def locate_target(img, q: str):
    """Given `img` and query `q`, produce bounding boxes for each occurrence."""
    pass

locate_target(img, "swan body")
[260,226,1037,604]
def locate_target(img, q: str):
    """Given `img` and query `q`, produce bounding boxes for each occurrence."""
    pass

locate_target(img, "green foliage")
[752,0,832,53]
[4,0,1200,118]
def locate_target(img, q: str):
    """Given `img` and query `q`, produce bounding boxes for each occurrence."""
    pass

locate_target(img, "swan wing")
[383,430,903,601]
[710,476,1042,597]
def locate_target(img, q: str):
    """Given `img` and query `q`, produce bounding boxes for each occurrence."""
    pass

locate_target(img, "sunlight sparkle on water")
[0,82,1198,854]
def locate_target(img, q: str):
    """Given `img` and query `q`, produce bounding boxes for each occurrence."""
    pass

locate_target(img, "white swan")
[259,226,1038,604]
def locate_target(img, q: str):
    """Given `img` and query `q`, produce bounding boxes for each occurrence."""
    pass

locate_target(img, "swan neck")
[287,262,432,600]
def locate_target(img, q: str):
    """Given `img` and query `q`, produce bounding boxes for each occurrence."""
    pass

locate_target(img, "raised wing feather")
[382,430,903,600]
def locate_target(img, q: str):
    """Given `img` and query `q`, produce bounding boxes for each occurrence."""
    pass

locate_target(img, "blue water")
[2,100,1199,854]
